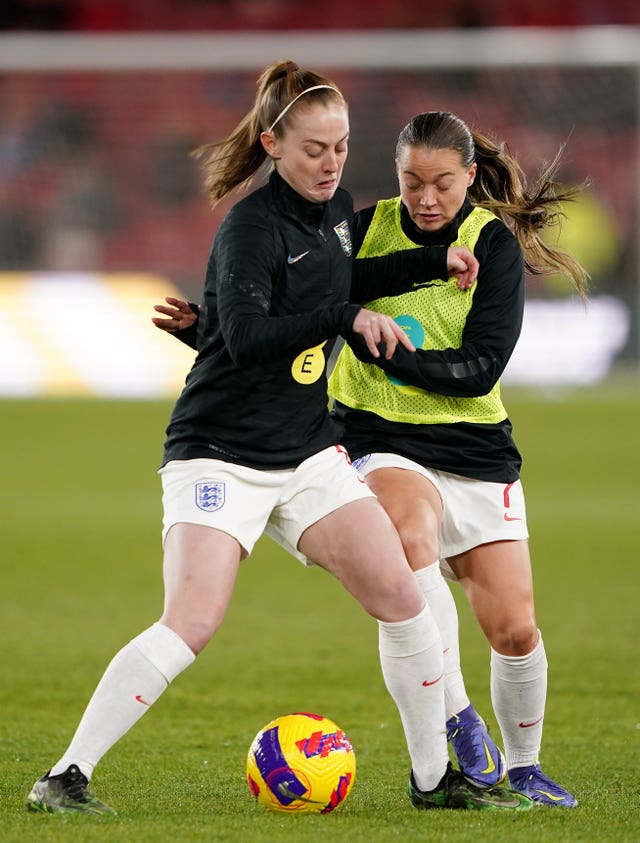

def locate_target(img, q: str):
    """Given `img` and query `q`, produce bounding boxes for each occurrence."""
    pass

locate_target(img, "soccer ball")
[246,712,356,814]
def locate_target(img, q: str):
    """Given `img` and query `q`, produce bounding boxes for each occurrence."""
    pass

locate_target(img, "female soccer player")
[27,67,528,816]
[330,111,589,807]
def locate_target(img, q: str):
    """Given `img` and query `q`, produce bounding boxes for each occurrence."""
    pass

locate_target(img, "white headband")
[268,84,341,132]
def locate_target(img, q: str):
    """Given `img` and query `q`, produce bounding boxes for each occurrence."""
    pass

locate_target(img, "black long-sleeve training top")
[163,171,448,470]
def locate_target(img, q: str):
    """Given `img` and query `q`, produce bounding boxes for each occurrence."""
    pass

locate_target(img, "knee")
[396,514,440,570]
[490,618,538,656]
[366,568,426,623]
[159,614,221,655]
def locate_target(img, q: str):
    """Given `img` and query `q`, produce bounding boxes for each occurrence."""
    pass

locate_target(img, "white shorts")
[159,446,374,564]
[351,452,529,579]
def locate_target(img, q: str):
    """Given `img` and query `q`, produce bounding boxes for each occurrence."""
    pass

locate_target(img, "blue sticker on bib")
[387,315,424,387]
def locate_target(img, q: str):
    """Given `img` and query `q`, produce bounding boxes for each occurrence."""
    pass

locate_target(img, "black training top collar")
[270,170,327,226]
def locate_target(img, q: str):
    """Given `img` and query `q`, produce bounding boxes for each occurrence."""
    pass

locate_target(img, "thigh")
[298,496,424,623]
[160,522,243,653]
[366,467,443,570]
[448,540,538,655]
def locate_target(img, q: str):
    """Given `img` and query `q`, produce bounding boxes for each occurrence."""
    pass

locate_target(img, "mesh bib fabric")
[329,198,508,425]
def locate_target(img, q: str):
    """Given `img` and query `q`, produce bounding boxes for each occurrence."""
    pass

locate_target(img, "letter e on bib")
[291,341,327,385]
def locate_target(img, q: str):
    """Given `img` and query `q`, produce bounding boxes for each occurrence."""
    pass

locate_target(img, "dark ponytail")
[396,111,589,297]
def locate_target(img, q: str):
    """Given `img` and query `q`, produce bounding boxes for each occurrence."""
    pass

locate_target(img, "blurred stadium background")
[1,8,639,841]
[0,2,638,396]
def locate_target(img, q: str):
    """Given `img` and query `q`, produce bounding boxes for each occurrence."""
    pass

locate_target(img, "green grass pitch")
[0,385,638,842]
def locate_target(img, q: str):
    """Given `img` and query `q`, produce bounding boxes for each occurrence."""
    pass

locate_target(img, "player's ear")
[260,131,281,160]
[467,162,477,187]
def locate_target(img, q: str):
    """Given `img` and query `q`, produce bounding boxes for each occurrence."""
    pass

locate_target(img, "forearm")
[350,246,448,303]
[350,339,510,397]
[221,301,361,366]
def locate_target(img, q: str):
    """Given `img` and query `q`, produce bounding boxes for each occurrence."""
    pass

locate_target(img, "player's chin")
[414,214,443,231]
[313,181,339,201]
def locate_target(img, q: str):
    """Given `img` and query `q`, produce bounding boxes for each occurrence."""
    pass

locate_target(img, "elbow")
[452,376,501,398]
[224,329,256,366]
[458,375,500,397]
[447,355,502,396]
[222,315,267,366]
[227,342,254,367]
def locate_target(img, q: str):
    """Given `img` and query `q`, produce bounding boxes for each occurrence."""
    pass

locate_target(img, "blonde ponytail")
[193,60,345,207]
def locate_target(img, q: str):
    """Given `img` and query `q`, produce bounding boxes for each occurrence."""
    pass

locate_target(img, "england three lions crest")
[351,454,371,473]
[333,220,352,256]
[195,482,225,512]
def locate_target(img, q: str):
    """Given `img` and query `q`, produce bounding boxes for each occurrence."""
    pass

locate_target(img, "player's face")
[397,145,476,233]
[263,102,349,204]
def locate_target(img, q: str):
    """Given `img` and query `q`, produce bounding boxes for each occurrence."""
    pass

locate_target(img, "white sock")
[490,632,547,770]
[50,623,195,780]
[414,563,469,719]
[378,603,449,791]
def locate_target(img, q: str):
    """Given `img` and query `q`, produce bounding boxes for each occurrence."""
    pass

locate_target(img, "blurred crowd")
[0,65,632,300]
[1,0,639,30]
[0,2,636,314]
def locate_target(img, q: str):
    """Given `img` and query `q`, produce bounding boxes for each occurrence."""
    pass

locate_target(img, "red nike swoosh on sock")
[135,694,151,706]
[422,673,444,687]
[518,716,543,728]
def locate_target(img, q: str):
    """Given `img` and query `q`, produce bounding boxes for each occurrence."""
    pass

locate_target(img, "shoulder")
[476,216,522,264]
[224,184,270,221]
[217,185,275,240]
[213,186,283,268]
[474,217,524,294]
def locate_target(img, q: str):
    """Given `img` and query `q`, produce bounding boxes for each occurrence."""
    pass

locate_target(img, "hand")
[152,297,198,332]
[446,246,479,290]
[352,308,416,359]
